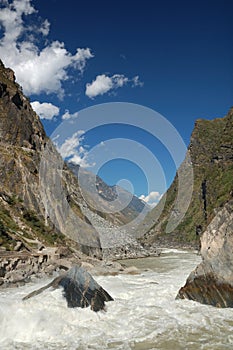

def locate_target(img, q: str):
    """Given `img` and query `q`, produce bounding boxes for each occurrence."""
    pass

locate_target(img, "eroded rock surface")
[177,200,233,307]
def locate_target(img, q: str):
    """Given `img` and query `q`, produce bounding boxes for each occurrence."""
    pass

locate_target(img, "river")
[1,249,233,349]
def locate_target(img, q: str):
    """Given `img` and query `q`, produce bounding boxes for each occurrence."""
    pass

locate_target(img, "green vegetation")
[0,218,15,250]
[22,209,66,246]
[0,206,18,232]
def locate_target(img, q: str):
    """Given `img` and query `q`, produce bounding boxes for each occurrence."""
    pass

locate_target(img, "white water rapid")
[1,249,233,350]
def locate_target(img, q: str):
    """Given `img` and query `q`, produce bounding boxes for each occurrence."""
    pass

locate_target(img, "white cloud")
[139,191,162,207]
[40,19,50,36]
[62,110,79,120]
[132,75,144,87]
[31,101,59,120]
[85,73,143,98]
[0,0,93,97]
[57,131,83,159]
[85,74,114,98]
[55,131,92,167]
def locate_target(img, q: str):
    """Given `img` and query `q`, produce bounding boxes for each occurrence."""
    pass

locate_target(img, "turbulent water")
[1,249,233,350]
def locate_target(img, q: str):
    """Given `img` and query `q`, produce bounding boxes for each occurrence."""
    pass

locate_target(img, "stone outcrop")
[0,247,75,286]
[139,107,233,247]
[0,61,46,150]
[23,265,114,312]
[177,200,233,307]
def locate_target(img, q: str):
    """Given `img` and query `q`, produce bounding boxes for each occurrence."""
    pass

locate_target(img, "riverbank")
[0,244,156,287]
[0,235,197,288]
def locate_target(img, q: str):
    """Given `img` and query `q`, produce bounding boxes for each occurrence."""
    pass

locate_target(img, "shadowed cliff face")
[0,61,46,150]
[139,107,233,246]
[177,200,233,307]
[0,60,101,257]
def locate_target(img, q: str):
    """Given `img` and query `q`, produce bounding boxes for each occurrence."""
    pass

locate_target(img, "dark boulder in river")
[177,200,233,307]
[23,265,113,312]
[59,265,113,311]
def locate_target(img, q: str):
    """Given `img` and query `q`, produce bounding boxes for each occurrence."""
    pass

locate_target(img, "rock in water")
[177,200,233,307]
[23,265,113,312]
[58,266,113,311]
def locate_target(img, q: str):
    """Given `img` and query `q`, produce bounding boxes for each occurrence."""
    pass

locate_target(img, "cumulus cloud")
[139,191,162,207]
[86,74,120,98]
[61,110,79,120]
[57,131,84,159]
[31,101,59,120]
[54,131,93,167]
[0,0,93,97]
[85,74,143,98]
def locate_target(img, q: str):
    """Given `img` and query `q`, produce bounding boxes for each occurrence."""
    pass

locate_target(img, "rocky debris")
[0,243,143,286]
[80,203,161,260]
[23,265,114,312]
[177,200,233,307]
[102,243,160,261]
[0,246,78,287]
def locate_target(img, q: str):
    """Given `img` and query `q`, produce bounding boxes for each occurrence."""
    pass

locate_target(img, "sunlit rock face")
[0,59,101,259]
[177,200,233,307]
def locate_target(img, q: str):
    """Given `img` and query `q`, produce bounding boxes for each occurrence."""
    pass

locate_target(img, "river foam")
[1,250,233,349]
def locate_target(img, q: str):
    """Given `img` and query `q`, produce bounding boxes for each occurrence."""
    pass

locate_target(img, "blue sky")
[0,0,232,206]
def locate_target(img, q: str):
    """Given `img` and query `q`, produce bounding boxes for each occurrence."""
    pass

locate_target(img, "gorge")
[0,59,233,346]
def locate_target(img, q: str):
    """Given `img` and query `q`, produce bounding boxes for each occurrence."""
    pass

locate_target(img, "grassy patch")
[22,209,67,246]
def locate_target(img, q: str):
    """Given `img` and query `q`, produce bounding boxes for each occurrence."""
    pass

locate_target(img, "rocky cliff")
[0,59,102,264]
[0,60,154,285]
[177,199,233,307]
[139,108,233,247]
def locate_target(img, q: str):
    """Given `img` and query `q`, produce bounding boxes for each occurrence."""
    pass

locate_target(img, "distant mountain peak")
[67,162,151,226]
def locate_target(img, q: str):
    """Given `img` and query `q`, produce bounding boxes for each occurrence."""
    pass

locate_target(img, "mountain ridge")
[68,162,151,226]
[139,107,233,247]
